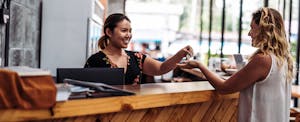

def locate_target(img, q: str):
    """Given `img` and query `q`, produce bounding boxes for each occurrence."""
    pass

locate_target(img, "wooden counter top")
[124,81,215,95]
[0,81,239,121]
[292,85,300,98]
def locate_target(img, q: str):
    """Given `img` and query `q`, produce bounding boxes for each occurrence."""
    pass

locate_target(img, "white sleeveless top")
[238,54,291,122]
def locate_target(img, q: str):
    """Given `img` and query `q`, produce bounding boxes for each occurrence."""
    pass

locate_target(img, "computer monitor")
[233,54,246,70]
[233,54,243,64]
[56,68,124,85]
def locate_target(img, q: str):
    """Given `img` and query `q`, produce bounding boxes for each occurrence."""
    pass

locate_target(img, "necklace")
[102,51,130,72]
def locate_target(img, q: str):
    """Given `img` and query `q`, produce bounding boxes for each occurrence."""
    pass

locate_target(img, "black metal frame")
[283,0,286,19]
[199,0,204,46]
[207,0,213,62]
[295,0,300,107]
[220,0,226,58]
[3,0,10,66]
[238,0,243,53]
[288,0,293,43]
[38,1,42,68]
[264,0,269,7]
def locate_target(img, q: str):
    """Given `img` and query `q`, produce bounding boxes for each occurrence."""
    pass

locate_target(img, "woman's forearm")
[197,63,228,93]
[143,46,192,76]
[159,50,186,74]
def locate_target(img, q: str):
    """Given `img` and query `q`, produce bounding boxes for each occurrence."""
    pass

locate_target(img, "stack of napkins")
[2,66,51,77]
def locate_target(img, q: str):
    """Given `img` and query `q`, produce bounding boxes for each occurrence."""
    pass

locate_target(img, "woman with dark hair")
[177,8,294,121]
[84,13,193,85]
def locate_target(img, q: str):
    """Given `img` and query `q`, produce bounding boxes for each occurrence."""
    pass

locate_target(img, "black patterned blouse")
[84,50,146,85]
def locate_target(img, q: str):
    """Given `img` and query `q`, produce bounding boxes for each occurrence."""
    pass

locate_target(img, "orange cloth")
[0,69,57,109]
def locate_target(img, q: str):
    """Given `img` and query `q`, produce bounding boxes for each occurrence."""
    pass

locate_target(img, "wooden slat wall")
[44,98,238,122]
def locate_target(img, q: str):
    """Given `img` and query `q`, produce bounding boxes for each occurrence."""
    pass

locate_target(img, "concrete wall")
[0,0,42,67]
[8,0,42,67]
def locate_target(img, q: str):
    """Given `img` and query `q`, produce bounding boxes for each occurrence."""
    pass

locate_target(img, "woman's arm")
[180,68,206,80]
[177,54,271,94]
[142,46,193,76]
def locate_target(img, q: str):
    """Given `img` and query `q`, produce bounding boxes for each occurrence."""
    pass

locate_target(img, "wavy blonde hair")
[250,7,294,82]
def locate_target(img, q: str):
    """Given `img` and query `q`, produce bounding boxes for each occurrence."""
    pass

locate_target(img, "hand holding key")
[182,45,194,60]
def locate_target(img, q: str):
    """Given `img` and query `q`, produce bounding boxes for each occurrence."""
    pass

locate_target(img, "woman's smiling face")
[108,19,132,49]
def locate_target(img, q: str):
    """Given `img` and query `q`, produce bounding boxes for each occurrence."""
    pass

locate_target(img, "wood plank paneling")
[168,105,188,121]
[126,109,147,122]
[101,113,115,122]
[0,82,239,121]
[192,100,213,121]
[201,100,223,121]
[97,100,238,122]
[155,105,177,121]
[37,99,239,122]
[230,108,238,122]
[222,99,239,122]
[214,100,232,121]
[182,103,203,121]
[140,107,164,122]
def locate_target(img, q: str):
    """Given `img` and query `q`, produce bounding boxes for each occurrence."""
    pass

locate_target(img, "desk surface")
[0,81,239,121]
[292,85,300,98]
[123,81,215,95]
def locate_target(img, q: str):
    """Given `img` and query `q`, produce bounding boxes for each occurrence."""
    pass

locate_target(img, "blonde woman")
[177,7,294,122]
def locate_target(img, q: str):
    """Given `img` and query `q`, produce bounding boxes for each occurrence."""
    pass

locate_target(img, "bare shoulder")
[250,53,272,66]
[245,53,272,81]
[248,54,272,75]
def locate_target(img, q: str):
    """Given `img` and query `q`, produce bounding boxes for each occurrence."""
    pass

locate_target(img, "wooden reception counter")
[0,81,239,122]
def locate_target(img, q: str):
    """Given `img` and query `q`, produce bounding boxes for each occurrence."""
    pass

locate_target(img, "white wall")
[107,0,125,16]
[41,0,92,75]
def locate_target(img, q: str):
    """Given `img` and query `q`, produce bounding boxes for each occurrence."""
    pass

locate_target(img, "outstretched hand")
[177,60,200,69]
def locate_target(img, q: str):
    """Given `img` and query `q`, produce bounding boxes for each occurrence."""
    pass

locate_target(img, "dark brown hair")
[98,13,131,49]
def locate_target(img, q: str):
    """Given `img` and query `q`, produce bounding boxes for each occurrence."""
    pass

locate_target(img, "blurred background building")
[0,0,299,85]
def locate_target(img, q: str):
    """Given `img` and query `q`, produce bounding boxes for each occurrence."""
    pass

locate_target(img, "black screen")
[56,68,124,85]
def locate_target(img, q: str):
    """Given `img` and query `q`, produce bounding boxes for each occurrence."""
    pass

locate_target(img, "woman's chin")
[121,45,128,49]
[251,41,257,47]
